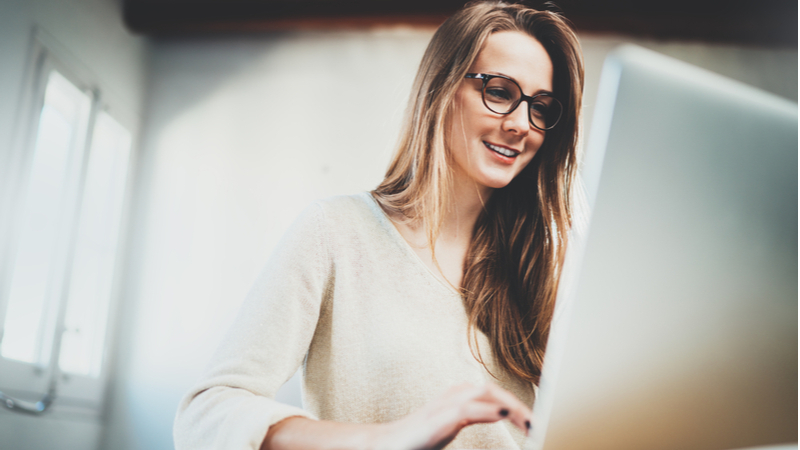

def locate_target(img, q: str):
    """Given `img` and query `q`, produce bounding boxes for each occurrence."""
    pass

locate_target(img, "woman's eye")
[485,87,513,102]
[530,101,549,118]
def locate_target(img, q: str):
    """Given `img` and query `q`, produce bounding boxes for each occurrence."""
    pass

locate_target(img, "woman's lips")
[484,141,520,163]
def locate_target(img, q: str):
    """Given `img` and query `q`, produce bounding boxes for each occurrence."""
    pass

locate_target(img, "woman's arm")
[263,382,532,450]
[175,204,332,450]
[262,418,384,450]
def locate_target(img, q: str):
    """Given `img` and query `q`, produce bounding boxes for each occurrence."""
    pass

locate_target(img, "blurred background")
[0,0,795,449]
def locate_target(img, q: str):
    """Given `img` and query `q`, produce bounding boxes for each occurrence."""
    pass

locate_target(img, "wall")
[0,0,148,450]
[101,24,796,450]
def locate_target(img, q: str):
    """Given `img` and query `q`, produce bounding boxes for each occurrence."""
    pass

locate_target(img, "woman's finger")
[458,400,517,425]
[382,381,533,450]
[477,382,532,432]
[446,382,532,433]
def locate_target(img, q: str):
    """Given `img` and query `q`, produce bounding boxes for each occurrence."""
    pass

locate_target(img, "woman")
[174,1,583,449]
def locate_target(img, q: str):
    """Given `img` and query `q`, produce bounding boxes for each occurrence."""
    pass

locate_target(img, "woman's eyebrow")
[485,71,553,96]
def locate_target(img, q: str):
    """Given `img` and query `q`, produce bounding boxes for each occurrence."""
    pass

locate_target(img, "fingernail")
[499,408,509,417]
[525,420,531,429]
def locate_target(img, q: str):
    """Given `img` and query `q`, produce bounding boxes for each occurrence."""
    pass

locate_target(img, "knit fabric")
[174,192,535,450]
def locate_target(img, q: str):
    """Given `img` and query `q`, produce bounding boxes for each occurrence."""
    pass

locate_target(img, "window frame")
[0,27,139,418]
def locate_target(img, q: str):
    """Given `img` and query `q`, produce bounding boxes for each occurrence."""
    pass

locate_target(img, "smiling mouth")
[484,141,519,158]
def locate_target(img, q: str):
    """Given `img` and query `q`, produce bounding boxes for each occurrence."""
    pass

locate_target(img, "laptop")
[526,45,798,450]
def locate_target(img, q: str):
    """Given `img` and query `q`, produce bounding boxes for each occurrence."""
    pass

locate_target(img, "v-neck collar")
[360,192,462,298]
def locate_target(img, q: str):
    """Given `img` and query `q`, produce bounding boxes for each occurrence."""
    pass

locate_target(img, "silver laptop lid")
[528,45,797,450]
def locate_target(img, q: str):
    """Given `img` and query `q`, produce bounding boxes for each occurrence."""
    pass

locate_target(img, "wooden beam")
[122,0,797,47]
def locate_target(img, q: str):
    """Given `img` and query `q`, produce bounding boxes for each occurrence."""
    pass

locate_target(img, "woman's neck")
[378,176,492,290]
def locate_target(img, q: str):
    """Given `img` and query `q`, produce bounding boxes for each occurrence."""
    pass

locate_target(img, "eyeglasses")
[464,73,563,131]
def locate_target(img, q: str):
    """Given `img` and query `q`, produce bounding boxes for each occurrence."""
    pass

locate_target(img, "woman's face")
[449,30,554,193]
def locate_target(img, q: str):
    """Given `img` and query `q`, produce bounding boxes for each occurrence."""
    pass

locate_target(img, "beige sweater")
[174,193,535,450]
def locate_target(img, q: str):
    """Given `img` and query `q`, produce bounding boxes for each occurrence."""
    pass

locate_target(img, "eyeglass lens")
[483,77,562,130]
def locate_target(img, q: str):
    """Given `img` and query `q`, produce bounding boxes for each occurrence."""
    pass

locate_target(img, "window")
[58,111,131,378]
[0,33,134,415]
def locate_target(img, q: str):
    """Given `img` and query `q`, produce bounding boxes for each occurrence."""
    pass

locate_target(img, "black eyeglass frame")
[464,73,563,131]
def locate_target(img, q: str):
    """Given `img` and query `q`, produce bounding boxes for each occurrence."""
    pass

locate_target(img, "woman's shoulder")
[306,192,397,248]
[314,191,374,210]
[311,192,381,224]
[270,193,383,266]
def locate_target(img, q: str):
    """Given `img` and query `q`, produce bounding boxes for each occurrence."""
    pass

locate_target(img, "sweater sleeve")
[174,203,332,450]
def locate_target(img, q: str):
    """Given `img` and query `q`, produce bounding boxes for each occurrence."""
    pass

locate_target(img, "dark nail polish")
[525,420,531,429]
[499,408,509,417]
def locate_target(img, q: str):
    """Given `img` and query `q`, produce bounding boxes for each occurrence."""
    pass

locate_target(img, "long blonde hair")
[373,0,584,385]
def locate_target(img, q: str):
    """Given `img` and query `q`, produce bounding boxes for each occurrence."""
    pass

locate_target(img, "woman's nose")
[501,103,530,136]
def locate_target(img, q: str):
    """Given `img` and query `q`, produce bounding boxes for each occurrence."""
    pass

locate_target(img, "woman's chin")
[479,173,516,190]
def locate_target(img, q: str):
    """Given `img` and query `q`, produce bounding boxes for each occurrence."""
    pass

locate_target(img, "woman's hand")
[375,381,532,450]
[263,381,531,450]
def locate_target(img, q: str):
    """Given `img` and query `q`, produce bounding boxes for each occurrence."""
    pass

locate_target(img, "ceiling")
[122,0,797,47]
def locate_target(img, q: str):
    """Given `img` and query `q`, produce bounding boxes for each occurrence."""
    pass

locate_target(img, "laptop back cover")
[528,45,798,450]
